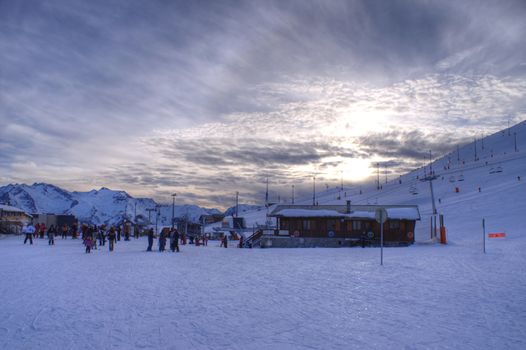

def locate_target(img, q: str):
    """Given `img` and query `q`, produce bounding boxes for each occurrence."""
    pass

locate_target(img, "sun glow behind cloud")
[1,0,525,208]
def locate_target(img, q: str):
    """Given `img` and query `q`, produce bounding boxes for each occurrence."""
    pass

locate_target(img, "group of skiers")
[23,222,79,245]
[146,227,212,252]
[21,222,234,254]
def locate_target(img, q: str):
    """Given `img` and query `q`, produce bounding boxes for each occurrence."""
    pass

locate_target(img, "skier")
[39,223,46,239]
[124,221,131,241]
[222,234,228,248]
[147,228,155,251]
[71,222,79,239]
[159,229,167,252]
[23,223,35,244]
[360,232,367,248]
[134,224,140,239]
[170,228,180,252]
[47,225,56,245]
[84,233,93,253]
[98,226,106,246]
[61,223,68,239]
[34,223,40,239]
[80,224,88,240]
[107,226,116,252]
[90,225,98,249]
[117,226,122,241]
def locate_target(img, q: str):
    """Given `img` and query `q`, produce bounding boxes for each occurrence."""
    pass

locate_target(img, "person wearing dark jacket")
[98,226,106,246]
[222,234,228,248]
[47,225,57,245]
[108,227,116,252]
[159,229,167,252]
[147,228,155,251]
[61,224,68,239]
[170,228,180,252]
[117,226,121,241]
[71,222,78,239]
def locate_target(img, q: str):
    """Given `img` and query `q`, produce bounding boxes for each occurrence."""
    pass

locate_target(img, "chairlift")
[458,174,465,181]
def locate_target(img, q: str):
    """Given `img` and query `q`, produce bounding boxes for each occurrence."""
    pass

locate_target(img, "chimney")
[346,200,351,214]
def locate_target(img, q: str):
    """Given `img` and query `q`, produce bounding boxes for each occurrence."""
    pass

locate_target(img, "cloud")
[0,0,525,207]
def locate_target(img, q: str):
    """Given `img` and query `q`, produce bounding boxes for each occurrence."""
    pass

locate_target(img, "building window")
[302,220,311,230]
[352,221,361,230]
[389,220,400,229]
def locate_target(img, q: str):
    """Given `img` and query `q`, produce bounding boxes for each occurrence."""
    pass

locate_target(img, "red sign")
[488,233,506,238]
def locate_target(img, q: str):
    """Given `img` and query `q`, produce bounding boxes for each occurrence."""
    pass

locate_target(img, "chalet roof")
[269,204,420,221]
[0,204,32,217]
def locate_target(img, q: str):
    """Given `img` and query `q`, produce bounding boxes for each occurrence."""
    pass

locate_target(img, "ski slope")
[223,121,526,246]
[0,122,525,349]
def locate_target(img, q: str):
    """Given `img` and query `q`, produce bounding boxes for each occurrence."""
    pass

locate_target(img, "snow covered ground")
[0,234,525,350]
[1,124,525,349]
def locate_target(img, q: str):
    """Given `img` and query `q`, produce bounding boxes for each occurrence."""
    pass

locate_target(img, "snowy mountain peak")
[0,183,221,226]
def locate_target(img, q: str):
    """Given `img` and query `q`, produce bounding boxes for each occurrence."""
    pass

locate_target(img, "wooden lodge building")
[0,204,33,234]
[264,202,420,247]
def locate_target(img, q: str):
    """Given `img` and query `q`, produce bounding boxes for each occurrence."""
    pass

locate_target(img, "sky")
[1,0,526,208]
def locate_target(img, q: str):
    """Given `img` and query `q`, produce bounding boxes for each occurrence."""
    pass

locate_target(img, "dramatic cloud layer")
[1,0,525,208]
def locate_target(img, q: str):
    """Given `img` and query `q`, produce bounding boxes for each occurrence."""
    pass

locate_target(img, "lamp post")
[312,176,316,205]
[146,208,155,226]
[171,193,177,229]
[155,205,159,235]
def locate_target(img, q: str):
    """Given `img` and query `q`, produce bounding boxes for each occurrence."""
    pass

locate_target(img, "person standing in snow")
[222,234,228,248]
[39,223,46,239]
[61,223,68,239]
[159,228,167,252]
[84,233,93,253]
[134,224,139,239]
[170,228,180,252]
[117,226,121,241]
[108,226,116,252]
[23,223,35,244]
[147,228,155,251]
[91,226,98,250]
[81,224,88,240]
[238,235,244,248]
[98,225,106,246]
[34,223,40,239]
[47,225,56,245]
[124,221,131,241]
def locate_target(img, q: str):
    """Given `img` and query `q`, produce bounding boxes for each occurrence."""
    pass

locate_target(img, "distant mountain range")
[0,183,223,225]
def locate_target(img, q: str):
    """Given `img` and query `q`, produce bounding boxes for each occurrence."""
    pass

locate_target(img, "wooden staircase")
[242,229,264,248]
